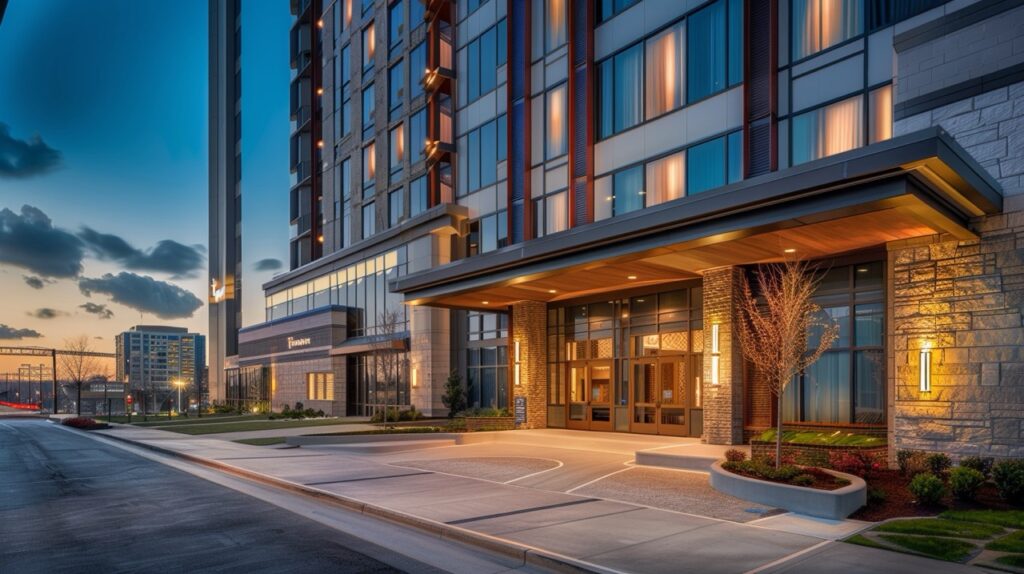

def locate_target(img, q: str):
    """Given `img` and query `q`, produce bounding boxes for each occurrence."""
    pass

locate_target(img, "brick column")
[512,301,547,429]
[702,266,745,445]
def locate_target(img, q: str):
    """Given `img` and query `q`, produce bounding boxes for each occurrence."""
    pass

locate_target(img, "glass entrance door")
[566,361,613,431]
[630,357,689,435]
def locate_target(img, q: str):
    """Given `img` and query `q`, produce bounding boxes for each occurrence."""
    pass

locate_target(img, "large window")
[792,95,863,165]
[388,60,404,115]
[388,188,404,226]
[388,0,404,51]
[362,22,375,69]
[598,44,643,138]
[465,20,507,103]
[335,44,352,139]
[645,22,685,120]
[410,175,427,217]
[409,41,426,100]
[534,190,568,238]
[687,131,742,195]
[792,0,863,60]
[782,261,884,425]
[466,210,509,255]
[361,83,375,137]
[361,201,376,239]
[546,84,567,159]
[645,151,685,207]
[362,142,375,186]
[597,0,639,23]
[463,115,507,195]
[545,0,567,53]
[467,346,509,409]
[868,84,892,144]
[336,158,351,249]
[306,372,335,401]
[687,0,743,103]
[389,123,404,176]
[409,107,427,164]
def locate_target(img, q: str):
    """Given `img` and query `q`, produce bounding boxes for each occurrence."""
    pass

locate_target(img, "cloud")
[78,272,202,319]
[79,302,114,319]
[0,124,61,178]
[23,275,49,289]
[28,308,65,319]
[0,324,43,340]
[0,205,85,278]
[253,258,284,271]
[78,227,204,277]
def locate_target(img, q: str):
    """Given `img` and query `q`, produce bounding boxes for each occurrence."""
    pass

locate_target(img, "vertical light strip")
[919,348,931,392]
[514,340,522,386]
[711,323,720,385]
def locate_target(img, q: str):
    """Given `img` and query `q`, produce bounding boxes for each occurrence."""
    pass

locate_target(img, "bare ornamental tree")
[370,309,406,429]
[58,335,104,416]
[737,261,839,468]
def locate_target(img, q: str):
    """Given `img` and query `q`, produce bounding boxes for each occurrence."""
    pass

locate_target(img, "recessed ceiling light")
[857,267,869,273]
[627,275,638,280]
[482,301,489,305]
[784,248,796,254]
[548,289,557,294]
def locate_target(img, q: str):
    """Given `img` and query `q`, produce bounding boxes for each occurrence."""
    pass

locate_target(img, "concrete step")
[634,450,720,472]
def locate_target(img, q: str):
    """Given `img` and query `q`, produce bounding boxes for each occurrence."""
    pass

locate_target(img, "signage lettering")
[287,336,312,349]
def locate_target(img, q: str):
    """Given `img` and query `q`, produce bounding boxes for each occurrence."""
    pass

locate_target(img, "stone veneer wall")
[270,356,347,416]
[702,266,745,445]
[890,18,1024,457]
[512,301,547,429]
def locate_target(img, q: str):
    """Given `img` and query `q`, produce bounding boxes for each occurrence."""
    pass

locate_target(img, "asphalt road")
[0,419,426,574]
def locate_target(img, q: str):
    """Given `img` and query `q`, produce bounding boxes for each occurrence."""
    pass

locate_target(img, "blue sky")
[0,0,290,352]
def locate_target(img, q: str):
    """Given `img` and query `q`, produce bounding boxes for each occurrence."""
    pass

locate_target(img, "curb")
[84,427,620,574]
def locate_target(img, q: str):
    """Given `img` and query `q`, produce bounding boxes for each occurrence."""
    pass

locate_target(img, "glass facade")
[782,261,885,425]
[792,0,863,60]
[264,246,409,337]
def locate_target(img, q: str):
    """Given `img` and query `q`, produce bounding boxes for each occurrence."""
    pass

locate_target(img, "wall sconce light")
[412,367,418,388]
[514,341,521,386]
[919,348,931,392]
[711,323,720,385]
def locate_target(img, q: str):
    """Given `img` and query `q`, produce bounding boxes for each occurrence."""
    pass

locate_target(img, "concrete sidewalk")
[86,425,972,574]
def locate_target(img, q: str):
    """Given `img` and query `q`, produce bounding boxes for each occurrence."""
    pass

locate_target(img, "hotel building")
[239,0,1024,459]
[116,326,206,414]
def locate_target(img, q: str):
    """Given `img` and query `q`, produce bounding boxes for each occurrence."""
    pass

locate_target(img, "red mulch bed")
[850,469,1017,521]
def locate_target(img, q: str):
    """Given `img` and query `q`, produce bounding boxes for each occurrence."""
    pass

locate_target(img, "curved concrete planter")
[709,461,866,520]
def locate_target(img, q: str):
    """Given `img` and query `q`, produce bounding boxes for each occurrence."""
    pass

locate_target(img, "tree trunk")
[76,382,82,416]
[776,391,783,469]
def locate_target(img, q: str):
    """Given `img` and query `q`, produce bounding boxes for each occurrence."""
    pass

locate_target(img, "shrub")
[993,460,1024,505]
[960,456,994,478]
[909,472,947,506]
[829,450,882,477]
[371,406,423,423]
[949,467,986,502]
[61,417,101,429]
[898,450,930,477]
[456,407,512,418]
[926,453,953,476]
[792,474,815,487]
[724,449,747,462]
[868,486,888,505]
[441,371,467,418]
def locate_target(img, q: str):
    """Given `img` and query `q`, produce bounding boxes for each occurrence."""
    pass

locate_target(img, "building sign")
[287,336,312,349]
[514,396,526,426]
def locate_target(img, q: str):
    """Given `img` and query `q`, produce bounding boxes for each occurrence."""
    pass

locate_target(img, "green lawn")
[846,534,890,551]
[875,518,1004,539]
[757,429,884,447]
[233,437,288,446]
[162,418,368,435]
[312,426,447,437]
[941,510,1024,529]
[996,555,1024,568]
[101,414,271,426]
[876,534,976,562]
[987,530,1024,553]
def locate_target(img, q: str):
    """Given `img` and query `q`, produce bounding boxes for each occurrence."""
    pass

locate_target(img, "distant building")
[116,326,205,413]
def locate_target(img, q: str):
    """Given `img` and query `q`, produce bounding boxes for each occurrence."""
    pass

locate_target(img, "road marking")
[504,458,564,484]
[565,465,634,494]
[743,540,832,574]
[447,498,599,525]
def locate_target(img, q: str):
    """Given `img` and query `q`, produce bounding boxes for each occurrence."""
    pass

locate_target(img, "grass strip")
[988,531,1024,553]
[875,518,1004,539]
[162,418,367,435]
[996,555,1024,568]
[233,437,287,446]
[845,534,891,551]
[757,429,885,447]
[940,510,1024,530]
[877,534,975,562]
[312,426,447,437]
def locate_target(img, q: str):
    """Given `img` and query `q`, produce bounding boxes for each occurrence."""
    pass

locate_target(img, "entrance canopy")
[392,128,1001,311]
